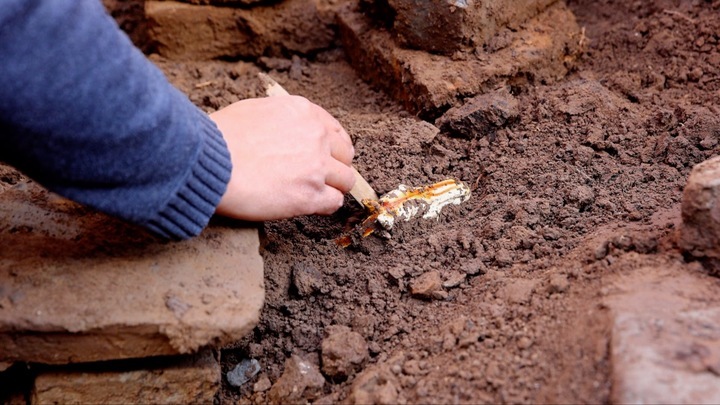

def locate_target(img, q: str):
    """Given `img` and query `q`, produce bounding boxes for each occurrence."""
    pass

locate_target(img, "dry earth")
[4,0,720,403]
[118,0,720,402]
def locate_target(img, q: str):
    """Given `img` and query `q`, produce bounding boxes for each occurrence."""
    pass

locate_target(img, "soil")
[140,0,720,403]
[5,0,720,403]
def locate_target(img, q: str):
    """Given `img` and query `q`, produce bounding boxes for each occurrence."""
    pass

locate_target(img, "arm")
[0,0,230,239]
[0,0,356,240]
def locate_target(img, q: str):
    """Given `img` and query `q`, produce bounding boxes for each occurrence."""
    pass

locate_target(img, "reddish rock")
[680,156,720,267]
[499,279,537,305]
[146,0,336,60]
[267,355,325,404]
[436,87,520,138]
[346,364,402,405]
[0,182,264,364]
[339,1,582,118]
[321,325,369,379]
[388,0,558,55]
[33,350,220,404]
[605,265,720,403]
[409,271,445,299]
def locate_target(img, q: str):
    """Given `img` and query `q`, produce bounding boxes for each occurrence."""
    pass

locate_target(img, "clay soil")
[160,0,720,403]
[5,0,720,403]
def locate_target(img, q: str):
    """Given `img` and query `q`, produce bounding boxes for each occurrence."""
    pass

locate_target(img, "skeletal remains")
[337,179,471,247]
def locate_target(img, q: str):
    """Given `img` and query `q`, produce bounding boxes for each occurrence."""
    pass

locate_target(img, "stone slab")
[388,0,558,54]
[339,1,582,119]
[680,156,720,262]
[33,349,219,404]
[146,0,336,60]
[604,264,720,404]
[0,180,264,364]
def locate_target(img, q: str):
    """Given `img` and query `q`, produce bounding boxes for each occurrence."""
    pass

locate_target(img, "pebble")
[321,325,369,378]
[291,263,322,297]
[548,274,570,294]
[226,358,261,388]
[409,271,443,299]
[268,355,325,404]
[253,375,272,393]
[347,366,401,405]
[442,271,467,288]
[517,336,534,350]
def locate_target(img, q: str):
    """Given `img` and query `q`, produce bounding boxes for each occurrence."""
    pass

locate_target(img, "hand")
[210,95,356,221]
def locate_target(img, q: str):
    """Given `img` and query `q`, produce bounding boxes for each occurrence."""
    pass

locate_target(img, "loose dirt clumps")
[5,0,720,402]
[147,0,720,402]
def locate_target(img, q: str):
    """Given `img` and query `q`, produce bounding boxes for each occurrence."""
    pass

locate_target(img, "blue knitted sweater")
[0,0,232,240]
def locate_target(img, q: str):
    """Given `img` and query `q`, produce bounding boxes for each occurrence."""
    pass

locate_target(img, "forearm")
[0,0,231,239]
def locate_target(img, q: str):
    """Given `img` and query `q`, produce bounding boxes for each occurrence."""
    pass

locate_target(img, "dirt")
[122,0,720,403]
[5,0,720,403]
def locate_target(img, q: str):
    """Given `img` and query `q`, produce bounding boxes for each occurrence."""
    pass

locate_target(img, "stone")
[321,325,369,379]
[0,182,264,364]
[605,265,720,404]
[339,1,582,119]
[547,273,569,294]
[226,359,261,388]
[680,156,720,263]
[387,0,558,55]
[499,279,537,305]
[253,375,272,393]
[346,364,402,405]
[442,271,466,289]
[146,0,336,60]
[409,271,444,299]
[291,263,323,297]
[436,87,520,138]
[33,349,220,404]
[173,0,268,5]
[267,355,325,404]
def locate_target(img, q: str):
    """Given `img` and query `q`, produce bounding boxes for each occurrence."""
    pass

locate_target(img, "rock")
[267,355,325,404]
[0,182,264,365]
[226,359,261,388]
[442,271,467,288]
[436,88,520,138]
[547,274,570,294]
[291,263,323,297]
[680,156,720,266]
[499,279,537,305]
[33,350,220,404]
[566,185,595,209]
[253,375,272,393]
[346,365,401,405]
[460,258,487,275]
[409,271,444,299]
[174,0,268,5]
[338,1,582,118]
[387,0,558,55]
[321,325,369,379]
[605,265,720,403]
[517,336,534,350]
[146,0,336,60]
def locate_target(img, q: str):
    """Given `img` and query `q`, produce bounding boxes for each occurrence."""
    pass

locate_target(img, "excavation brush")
[258,73,471,246]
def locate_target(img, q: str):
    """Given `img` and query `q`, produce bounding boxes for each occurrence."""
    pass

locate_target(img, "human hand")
[210,95,356,221]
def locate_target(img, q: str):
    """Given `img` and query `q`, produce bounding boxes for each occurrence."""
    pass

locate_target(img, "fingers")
[313,186,345,215]
[324,158,356,193]
[329,133,354,165]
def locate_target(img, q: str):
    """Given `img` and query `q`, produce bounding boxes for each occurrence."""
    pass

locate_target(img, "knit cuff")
[145,110,232,240]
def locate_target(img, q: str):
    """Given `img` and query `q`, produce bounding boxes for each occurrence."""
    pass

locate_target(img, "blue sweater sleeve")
[0,0,232,239]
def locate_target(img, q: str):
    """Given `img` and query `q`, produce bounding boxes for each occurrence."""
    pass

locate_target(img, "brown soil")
[158,0,720,402]
[6,0,720,403]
